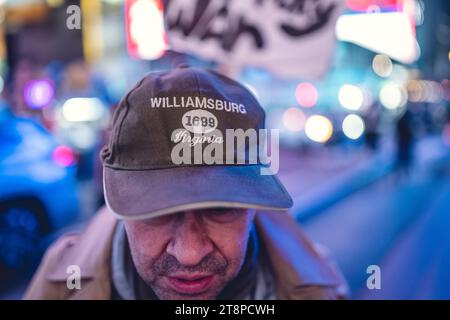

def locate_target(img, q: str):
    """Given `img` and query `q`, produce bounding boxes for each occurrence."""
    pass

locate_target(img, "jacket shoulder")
[24,207,117,300]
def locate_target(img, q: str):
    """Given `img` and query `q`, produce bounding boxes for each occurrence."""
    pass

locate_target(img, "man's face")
[124,208,256,300]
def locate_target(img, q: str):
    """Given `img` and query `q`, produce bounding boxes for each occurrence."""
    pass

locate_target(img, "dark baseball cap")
[101,65,293,220]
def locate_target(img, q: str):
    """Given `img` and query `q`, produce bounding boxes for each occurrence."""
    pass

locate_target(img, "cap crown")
[101,67,266,170]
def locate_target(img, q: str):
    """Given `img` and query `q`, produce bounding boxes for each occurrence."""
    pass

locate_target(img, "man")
[25,66,347,300]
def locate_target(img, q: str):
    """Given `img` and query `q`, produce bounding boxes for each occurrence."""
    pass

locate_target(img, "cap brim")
[103,165,293,220]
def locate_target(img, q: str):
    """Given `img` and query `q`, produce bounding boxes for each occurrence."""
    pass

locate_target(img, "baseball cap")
[101,65,293,220]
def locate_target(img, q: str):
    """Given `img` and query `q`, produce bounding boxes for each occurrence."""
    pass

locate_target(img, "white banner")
[164,0,344,78]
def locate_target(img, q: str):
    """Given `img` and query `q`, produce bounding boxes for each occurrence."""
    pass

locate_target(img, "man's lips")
[166,274,215,295]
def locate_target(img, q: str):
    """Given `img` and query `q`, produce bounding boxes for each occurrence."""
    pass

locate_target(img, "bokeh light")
[305,115,333,143]
[295,82,318,108]
[338,84,364,111]
[407,80,422,102]
[46,0,64,7]
[406,80,443,103]
[372,54,393,78]
[342,114,365,140]
[62,97,106,122]
[379,82,407,109]
[24,80,54,109]
[52,145,76,167]
[282,107,306,132]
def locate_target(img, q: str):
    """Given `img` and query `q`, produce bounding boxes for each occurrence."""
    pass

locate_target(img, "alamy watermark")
[170,124,280,176]
[66,5,81,30]
[66,265,81,290]
[366,265,381,290]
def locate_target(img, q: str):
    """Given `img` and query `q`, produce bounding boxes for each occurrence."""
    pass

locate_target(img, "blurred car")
[0,106,79,271]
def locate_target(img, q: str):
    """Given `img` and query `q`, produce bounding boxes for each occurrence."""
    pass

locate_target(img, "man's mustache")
[152,252,228,276]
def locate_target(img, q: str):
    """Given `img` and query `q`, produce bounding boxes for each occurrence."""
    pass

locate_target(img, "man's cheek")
[129,243,160,282]
[134,234,169,264]
[214,229,247,254]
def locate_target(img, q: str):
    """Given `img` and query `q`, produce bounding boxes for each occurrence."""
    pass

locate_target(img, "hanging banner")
[163,0,344,78]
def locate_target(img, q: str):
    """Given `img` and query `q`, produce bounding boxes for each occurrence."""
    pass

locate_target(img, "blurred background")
[0,0,449,299]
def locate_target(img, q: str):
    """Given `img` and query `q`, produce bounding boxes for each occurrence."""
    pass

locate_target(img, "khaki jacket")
[24,207,348,300]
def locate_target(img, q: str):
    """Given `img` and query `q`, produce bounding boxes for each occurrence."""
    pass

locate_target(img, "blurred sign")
[345,0,401,12]
[5,1,49,25]
[125,0,168,60]
[336,0,418,64]
[164,0,344,78]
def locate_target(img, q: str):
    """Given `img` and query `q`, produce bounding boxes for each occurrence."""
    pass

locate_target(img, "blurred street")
[301,137,450,299]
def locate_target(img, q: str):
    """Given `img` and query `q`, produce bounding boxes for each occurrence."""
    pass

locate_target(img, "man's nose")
[166,212,214,266]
